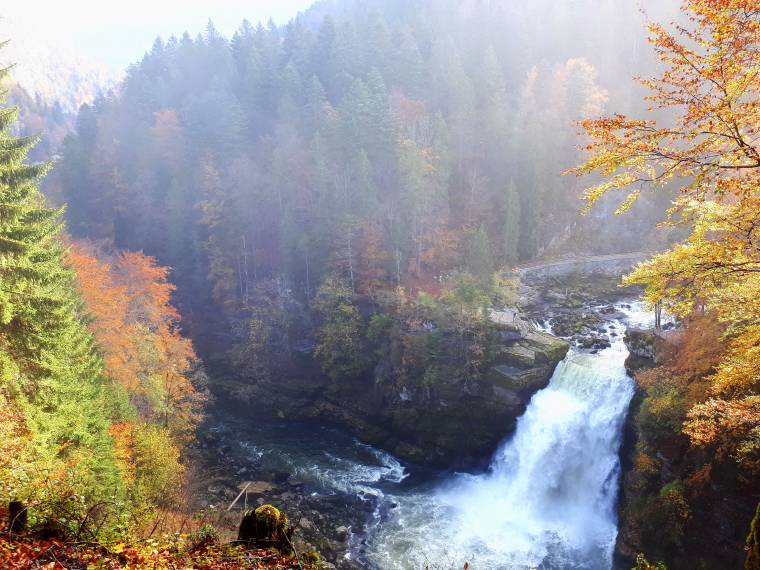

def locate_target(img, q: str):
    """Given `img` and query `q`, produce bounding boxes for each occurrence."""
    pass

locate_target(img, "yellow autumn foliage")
[570,0,760,474]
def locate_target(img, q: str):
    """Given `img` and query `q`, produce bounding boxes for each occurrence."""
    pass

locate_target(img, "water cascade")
[363,303,651,570]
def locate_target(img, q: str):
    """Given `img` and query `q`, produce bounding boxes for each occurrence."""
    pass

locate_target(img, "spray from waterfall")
[365,304,652,570]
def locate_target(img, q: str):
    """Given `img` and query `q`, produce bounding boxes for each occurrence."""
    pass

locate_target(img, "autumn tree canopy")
[571,0,759,473]
[68,244,205,445]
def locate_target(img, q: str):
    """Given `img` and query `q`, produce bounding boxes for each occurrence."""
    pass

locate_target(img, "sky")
[6,0,317,69]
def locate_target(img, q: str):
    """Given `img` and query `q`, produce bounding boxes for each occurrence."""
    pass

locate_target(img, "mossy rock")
[238,504,294,553]
[498,345,536,367]
[522,332,569,363]
[488,364,551,391]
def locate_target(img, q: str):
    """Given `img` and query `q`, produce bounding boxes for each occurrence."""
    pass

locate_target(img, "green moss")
[522,332,570,363]
[238,504,294,554]
[254,504,287,530]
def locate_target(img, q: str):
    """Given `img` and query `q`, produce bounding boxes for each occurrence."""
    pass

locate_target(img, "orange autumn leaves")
[67,244,204,445]
[0,528,322,570]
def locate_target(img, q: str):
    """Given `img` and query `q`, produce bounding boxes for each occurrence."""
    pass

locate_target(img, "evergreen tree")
[0,64,120,501]
[501,179,521,266]
[466,224,494,285]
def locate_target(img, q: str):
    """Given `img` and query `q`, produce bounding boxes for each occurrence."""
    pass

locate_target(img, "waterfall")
[365,305,649,570]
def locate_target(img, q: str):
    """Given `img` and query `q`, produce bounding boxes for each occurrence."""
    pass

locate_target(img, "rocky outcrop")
[623,327,671,374]
[223,311,568,468]
[368,326,569,466]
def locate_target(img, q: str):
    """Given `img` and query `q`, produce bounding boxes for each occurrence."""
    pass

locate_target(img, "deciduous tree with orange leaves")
[570,0,759,475]
[68,244,205,444]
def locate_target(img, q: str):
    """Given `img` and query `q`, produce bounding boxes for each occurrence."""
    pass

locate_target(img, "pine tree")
[467,224,494,285]
[501,179,521,266]
[0,63,120,502]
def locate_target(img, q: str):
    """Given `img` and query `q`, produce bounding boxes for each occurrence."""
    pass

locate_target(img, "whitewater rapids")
[363,304,650,570]
[229,303,651,570]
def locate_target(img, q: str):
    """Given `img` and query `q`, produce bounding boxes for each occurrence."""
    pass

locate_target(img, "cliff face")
[223,312,568,468]
[616,326,756,570]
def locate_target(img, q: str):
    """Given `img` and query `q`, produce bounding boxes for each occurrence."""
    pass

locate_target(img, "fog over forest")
[1,2,758,570]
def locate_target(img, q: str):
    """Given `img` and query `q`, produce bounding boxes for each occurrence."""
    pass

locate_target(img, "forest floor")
[0,511,323,570]
[0,530,322,569]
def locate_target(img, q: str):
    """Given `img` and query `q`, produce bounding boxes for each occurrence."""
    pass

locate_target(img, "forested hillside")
[0,15,119,114]
[4,0,759,568]
[55,0,681,352]
[6,82,72,162]
[0,58,206,545]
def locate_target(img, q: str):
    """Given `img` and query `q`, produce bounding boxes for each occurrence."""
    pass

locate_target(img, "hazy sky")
[7,0,317,69]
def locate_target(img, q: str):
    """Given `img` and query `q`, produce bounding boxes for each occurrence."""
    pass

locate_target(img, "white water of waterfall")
[363,302,653,570]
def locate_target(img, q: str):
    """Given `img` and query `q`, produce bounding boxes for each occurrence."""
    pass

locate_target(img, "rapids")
[228,301,653,570]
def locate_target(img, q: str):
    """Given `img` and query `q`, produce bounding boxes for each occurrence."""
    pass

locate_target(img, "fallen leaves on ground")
[0,531,320,569]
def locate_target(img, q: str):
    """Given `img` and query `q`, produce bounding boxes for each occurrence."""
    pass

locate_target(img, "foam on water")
[292,445,408,499]
[531,318,554,334]
[363,303,653,569]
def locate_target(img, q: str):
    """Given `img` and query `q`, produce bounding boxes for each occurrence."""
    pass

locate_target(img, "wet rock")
[299,517,316,532]
[579,335,610,350]
[273,472,290,484]
[334,525,349,541]
[594,337,611,349]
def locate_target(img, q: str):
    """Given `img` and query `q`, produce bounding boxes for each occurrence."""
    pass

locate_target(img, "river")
[223,301,654,570]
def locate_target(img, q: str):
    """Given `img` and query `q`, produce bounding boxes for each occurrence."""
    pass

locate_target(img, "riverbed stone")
[334,525,349,541]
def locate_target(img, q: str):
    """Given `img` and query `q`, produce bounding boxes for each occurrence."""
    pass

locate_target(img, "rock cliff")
[223,309,568,468]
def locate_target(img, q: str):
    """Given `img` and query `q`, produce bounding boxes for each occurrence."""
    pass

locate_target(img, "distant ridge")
[0,15,122,114]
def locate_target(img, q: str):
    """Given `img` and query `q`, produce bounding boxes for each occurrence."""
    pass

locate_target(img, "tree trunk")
[9,501,27,533]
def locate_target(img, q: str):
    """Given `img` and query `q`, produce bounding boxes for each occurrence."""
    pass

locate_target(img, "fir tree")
[467,224,494,285]
[501,179,521,266]
[0,63,120,502]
